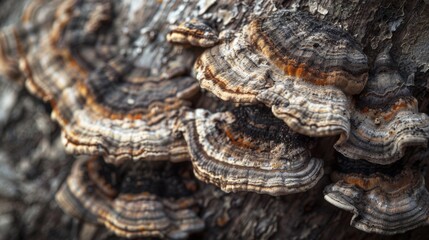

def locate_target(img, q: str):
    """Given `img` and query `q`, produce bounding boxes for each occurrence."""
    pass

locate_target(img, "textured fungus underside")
[324,157,429,235]
[194,10,369,137]
[180,106,324,196]
[334,51,429,164]
[56,158,204,239]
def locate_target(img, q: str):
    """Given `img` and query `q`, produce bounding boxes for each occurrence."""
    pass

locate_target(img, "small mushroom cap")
[334,51,429,164]
[324,157,429,235]
[194,10,368,137]
[56,158,204,239]
[167,19,219,48]
[180,106,324,196]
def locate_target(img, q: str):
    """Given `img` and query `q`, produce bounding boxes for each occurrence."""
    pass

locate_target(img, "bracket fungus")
[0,0,203,163]
[334,50,429,164]
[324,157,429,235]
[53,87,192,164]
[2,0,429,237]
[193,10,369,137]
[179,106,324,195]
[56,157,204,239]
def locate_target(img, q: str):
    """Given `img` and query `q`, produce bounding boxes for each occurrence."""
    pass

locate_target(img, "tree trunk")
[0,0,428,239]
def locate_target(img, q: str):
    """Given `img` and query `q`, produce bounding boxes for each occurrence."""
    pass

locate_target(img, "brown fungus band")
[324,156,429,235]
[180,106,324,196]
[194,10,368,137]
[56,158,204,239]
[334,50,429,164]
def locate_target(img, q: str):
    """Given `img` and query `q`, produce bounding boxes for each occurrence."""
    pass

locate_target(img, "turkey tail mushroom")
[51,61,196,164]
[179,106,324,196]
[56,158,205,239]
[324,156,429,235]
[334,50,429,164]
[193,10,368,137]
[4,0,429,237]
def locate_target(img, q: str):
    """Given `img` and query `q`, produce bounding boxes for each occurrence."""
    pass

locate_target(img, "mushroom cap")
[334,51,429,164]
[324,157,429,235]
[247,11,368,95]
[194,10,368,137]
[53,87,191,164]
[180,106,324,196]
[56,158,204,239]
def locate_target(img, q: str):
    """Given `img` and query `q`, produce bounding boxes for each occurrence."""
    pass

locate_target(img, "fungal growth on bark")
[56,157,204,239]
[194,10,369,137]
[324,157,429,235]
[0,0,204,163]
[1,0,429,238]
[334,50,429,164]
[180,106,324,195]
[53,89,192,164]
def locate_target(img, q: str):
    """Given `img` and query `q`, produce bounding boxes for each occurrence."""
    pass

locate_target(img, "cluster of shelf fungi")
[1,0,429,238]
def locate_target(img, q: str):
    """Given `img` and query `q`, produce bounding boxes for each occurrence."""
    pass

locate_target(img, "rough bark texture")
[0,0,428,239]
